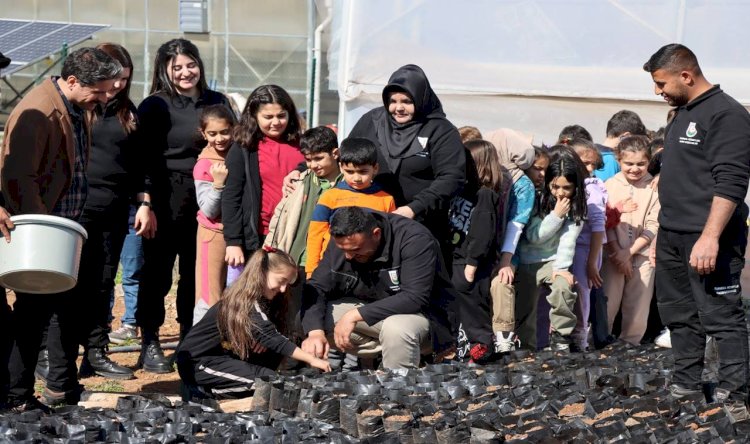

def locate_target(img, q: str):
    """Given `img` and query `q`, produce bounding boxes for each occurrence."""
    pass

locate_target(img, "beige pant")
[602,254,655,345]
[490,277,515,332]
[324,298,431,369]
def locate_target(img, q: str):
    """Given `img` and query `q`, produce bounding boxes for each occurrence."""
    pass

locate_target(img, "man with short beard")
[644,43,750,418]
[1,47,121,411]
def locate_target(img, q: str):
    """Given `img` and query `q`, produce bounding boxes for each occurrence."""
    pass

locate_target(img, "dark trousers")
[656,225,750,401]
[137,174,198,338]
[286,267,306,342]
[589,287,612,348]
[1,292,11,404]
[41,205,130,394]
[76,205,129,349]
[7,292,79,401]
[452,263,493,346]
[180,356,277,399]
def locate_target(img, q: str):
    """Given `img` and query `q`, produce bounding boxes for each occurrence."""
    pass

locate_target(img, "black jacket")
[349,108,465,225]
[660,85,750,233]
[137,90,229,174]
[85,100,145,212]
[348,65,464,240]
[301,212,457,353]
[222,143,261,251]
[448,187,499,266]
[137,90,229,222]
[176,303,296,383]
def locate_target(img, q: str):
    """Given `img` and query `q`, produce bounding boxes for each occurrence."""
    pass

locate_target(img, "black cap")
[0,51,11,69]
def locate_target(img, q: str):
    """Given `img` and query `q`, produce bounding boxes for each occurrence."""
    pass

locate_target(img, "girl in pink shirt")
[193,105,236,323]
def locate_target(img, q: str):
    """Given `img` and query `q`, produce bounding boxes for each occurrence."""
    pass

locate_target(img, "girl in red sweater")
[222,85,304,270]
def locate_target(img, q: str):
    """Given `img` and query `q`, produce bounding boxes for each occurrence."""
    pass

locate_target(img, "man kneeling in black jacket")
[300,206,457,369]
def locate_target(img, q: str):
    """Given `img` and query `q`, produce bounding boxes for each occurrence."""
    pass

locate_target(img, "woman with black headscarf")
[348,64,465,246]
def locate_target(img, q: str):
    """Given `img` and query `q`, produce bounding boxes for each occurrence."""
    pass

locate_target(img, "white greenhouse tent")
[325,0,750,144]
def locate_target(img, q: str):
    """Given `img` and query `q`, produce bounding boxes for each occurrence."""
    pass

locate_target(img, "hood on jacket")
[486,128,535,183]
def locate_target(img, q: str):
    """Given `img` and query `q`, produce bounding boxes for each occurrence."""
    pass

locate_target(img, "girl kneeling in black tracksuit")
[176,248,330,398]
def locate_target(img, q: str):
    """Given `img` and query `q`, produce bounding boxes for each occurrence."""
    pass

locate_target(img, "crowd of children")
[141,80,667,396]
[450,110,663,360]
[0,37,675,408]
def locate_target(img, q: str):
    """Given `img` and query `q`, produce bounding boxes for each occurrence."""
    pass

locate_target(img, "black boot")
[34,349,49,383]
[80,348,135,380]
[137,332,173,374]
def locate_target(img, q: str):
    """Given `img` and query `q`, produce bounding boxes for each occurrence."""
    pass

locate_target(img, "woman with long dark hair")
[41,43,155,390]
[136,38,230,373]
[76,43,155,380]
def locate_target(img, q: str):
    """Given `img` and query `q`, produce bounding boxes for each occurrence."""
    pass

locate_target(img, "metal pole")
[306,0,315,128]
[143,0,150,99]
[676,0,686,42]
[312,0,332,128]
[212,26,219,90]
[223,0,230,94]
[337,0,353,136]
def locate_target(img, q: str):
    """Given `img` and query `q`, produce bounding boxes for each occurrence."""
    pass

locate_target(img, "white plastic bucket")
[0,215,88,294]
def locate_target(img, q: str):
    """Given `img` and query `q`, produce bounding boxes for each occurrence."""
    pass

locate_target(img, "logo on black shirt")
[686,122,697,137]
[679,121,701,146]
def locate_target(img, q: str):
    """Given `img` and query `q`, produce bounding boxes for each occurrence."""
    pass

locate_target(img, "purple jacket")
[576,177,607,246]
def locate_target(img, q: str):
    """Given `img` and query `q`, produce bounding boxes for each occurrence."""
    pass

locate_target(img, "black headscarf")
[374,64,446,172]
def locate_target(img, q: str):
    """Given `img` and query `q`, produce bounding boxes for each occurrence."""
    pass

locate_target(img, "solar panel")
[0,20,31,39]
[0,20,108,77]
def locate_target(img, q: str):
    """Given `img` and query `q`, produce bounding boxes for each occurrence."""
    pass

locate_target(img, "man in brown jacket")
[0,47,121,412]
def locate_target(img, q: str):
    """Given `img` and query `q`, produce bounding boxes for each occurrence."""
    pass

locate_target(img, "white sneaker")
[654,328,671,348]
[495,331,519,354]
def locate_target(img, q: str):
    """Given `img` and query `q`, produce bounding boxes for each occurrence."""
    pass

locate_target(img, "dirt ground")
[8,283,184,397]
[78,285,183,395]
